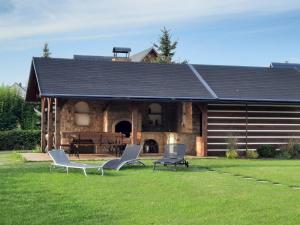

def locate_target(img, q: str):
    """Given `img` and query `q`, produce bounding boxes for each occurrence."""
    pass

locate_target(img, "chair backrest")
[48,149,70,165]
[120,144,142,162]
[164,144,186,159]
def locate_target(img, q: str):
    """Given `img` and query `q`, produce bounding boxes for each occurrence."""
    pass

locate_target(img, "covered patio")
[35,97,208,156]
[26,57,300,156]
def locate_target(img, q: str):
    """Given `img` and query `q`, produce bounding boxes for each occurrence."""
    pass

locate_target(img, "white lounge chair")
[48,149,104,176]
[102,144,145,170]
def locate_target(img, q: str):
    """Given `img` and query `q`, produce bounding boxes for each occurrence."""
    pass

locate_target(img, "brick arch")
[112,118,132,138]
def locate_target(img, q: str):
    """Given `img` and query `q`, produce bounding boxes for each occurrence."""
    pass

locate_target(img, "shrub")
[246,150,258,159]
[0,130,40,150]
[226,149,238,159]
[282,139,300,159]
[227,136,238,151]
[276,150,292,159]
[257,145,277,158]
[226,136,238,159]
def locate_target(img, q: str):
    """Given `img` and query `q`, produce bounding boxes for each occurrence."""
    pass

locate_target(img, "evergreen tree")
[154,27,178,63]
[42,42,51,58]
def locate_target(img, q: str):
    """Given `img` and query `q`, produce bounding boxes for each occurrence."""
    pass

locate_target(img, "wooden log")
[199,104,208,156]
[54,98,61,149]
[40,97,46,152]
[47,98,54,150]
[131,102,139,144]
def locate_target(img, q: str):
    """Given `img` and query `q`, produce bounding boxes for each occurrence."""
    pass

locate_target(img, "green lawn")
[1,152,300,225]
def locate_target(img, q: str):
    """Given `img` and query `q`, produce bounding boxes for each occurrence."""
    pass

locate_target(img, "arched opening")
[115,121,132,138]
[74,101,90,126]
[75,101,89,113]
[143,139,159,153]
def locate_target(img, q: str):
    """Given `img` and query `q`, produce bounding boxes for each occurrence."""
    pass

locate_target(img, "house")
[25,53,300,156]
[73,47,158,63]
[11,82,26,98]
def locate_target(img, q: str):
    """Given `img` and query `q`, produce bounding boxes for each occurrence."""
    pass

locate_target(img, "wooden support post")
[181,102,193,133]
[199,104,208,156]
[103,109,109,132]
[40,97,46,152]
[54,98,61,149]
[47,98,54,151]
[131,103,139,144]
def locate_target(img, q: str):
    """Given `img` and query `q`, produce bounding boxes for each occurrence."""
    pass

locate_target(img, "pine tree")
[42,42,51,58]
[154,27,178,63]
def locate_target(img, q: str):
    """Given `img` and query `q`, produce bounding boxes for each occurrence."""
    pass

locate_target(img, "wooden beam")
[131,102,139,144]
[47,98,54,150]
[40,97,46,152]
[182,102,193,133]
[199,103,208,156]
[103,103,110,132]
[54,98,61,149]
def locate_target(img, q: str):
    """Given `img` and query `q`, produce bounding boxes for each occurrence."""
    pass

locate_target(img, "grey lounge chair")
[102,144,145,170]
[48,149,104,176]
[153,144,189,170]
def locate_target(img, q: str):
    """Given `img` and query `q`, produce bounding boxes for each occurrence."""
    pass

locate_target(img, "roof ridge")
[187,64,218,99]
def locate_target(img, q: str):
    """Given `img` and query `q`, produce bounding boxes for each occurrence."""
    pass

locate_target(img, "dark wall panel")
[207,104,300,153]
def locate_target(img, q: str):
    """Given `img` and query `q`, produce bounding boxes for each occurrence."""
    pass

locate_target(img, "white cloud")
[0,0,300,41]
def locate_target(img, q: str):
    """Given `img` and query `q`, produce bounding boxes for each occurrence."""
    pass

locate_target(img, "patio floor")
[20,152,210,162]
[21,152,164,162]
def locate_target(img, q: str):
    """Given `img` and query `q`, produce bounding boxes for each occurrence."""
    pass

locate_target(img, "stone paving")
[20,152,211,162]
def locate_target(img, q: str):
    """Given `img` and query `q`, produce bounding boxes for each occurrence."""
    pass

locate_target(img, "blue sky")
[0,0,300,85]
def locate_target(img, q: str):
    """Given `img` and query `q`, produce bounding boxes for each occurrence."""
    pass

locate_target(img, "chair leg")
[66,167,69,174]
[97,167,104,176]
[138,161,146,167]
[153,163,156,171]
[185,161,189,167]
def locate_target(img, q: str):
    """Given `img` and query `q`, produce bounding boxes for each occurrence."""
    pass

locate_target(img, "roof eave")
[25,58,41,102]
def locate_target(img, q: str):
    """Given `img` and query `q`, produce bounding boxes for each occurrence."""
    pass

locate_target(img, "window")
[148,103,162,126]
[74,101,90,126]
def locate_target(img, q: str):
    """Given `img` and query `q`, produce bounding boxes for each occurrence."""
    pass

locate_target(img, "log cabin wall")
[207,104,300,156]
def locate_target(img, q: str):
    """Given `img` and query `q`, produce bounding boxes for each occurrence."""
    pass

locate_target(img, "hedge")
[0,130,40,150]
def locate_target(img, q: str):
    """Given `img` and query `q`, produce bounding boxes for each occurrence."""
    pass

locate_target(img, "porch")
[41,98,208,156]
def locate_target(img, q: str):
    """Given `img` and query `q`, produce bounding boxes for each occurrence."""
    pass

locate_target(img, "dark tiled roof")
[27,57,300,103]
[73,55,113,61]
[31,57,214,100]
[271,62,300,71]
[193,64,300,102]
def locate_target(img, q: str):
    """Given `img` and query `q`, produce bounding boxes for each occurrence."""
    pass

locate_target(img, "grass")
[1,152,300,225]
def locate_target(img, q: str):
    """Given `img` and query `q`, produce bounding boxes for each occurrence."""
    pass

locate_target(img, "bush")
[257,145,277,158]
[226,136,239,159]
[227,136,238,150]
[226,149,238,159]
[0,130,40,150]
[246,150,258,159]
[276,151,292,159]
[282,139,300,159]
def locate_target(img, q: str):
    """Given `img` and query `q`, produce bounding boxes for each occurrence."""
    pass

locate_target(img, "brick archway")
[113,119,132,138]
